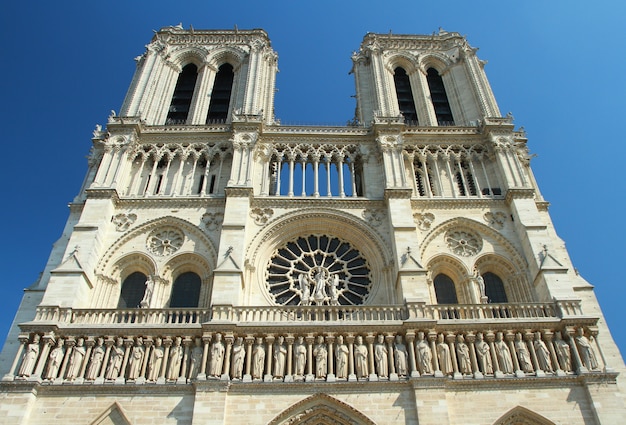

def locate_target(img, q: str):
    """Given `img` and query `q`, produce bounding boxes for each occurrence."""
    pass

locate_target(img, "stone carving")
[456,335,472,375]
[475,333,493,374]
[575,328,599,370]
[335,335,349,379]
[250,207,274,225]
[209,333,225,378]
[17,335,40,377]
[139,276,155,308]
[436,334,453,375]
[273,336,286,379]
[252,337,265,379]
[147,227,184,256]
[313,336,327,379]
[112,213,137,231]
[85,337,105,380]
[374,334,388,378]
[231,337,246,380]
[483,211,507,229]
[45,339,64,380]
[495,332,514,374]
[413,212,435,231]
[294,336,307,377]
[534,333,553,373]
[202,212,224,231]
[127,337,145,380]
[147,337,164,381]
[354,336,368,378]
[394,335,408,377]
[167,337,184,380]
[554,332,572,372]
[66,338,86,380]
[445,229,482,257]
[106,338,125,380]
[188,338,203,379]
[514,333,533,373]
[362,209,386,227]
[416,332,432,374]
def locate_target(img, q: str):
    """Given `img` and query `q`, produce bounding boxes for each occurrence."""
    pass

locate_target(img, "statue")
[354,336,368,378]
[188,338,203,379]
[415,332,432,374]
[294,336,307,377]
[139,276,155,308]
[335,335,349,379]
[167,337,183,380]
[374,334,388,378]
[127,337,145,380]
[147,337,164,381]
[534,332,553,373]
[252,337,265,379]
[209,333,225,378]
[18,334,40,377]
[298,273,310,306]
[273,336,286,379]
[329,274,340,305]
[85,338,105,380]
[66,338,86,380]
[514,333,533,373]
[575,328,599,370]
[106,338,125,380]
[394,335,408,377]
[474,269,486,299]
[45,339,64,380]
[313,336,328,379]
[554,332,572,372]
[231,337,246,380]
[436,334,453,375]
[474,333,493,374]
[494,332,513,374]
[312,269,327,302]
[456,335,472,375]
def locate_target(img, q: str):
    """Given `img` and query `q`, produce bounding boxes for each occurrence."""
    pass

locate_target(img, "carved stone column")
[160,338,172,380]
[386,335,398,381]
[100,338,113,379]
[222,335,233,381]
[525,331,543,377]
[263,335,274,382]
[326,335,336,382]
[346,334,356,381]
[366,334,377,381]
[6,335,28,380]
[566,327,585,374]
[447,334,461,379]
[58,338,75,380]
[486,332,502,378]
[180,338,192,381]
[79,339,95,381]
[465,333,482,379]
[199,334,211,380]
[141,338,153,380]
[244,336,254,382]
[285,335,294,382]
[590,327,610,372]
[506,332,524,377]
[543,331,564,376]
[405,332,419,378]
[305,335,314,382]
[428,332,442,377]
[34,335,55,378]
[120,339,133,381]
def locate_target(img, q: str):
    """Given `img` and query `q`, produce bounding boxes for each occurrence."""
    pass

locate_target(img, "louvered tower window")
[207,63,234,123]
[166,64,198,125]
[393,67,418,124]
[426,68,454,126]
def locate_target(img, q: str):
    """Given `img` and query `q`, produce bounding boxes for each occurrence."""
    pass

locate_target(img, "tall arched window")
[206,63,234,123]
[169,272,202,308]
[118,272,147,309]
[483,272,508,303]
[434,273,458,304]
[166,64,198,125]
[426,68,454,126]
[393,67,418,124]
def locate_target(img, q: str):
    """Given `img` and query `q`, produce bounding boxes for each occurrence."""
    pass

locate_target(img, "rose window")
[266,235,372,306]
[147,227,184,256]
[445,229,482,256]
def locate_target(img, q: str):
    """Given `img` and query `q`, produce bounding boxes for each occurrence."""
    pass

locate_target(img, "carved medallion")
[413,212,435,230]
[146,227,184,256]
[112,213,137,232]
[445,229,482,257]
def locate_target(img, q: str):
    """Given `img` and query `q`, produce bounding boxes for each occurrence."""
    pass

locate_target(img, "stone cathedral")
[1,27,624,425]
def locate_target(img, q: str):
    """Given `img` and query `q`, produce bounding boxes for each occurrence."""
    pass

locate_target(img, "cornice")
[505,188,536,205]
[251,197,384,210]
[410,197,506,209]
[384,188,413,200]
[535,201,550,211]
[116,196,226,209]
[85,188,120,203]
[225,187,254,198]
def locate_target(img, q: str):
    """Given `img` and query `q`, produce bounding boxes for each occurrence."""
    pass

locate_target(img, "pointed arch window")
[206,63,234,123]
[169,272,201,308]
[426,68,454,126]
[118,272,147,309]
[393,67,418,124]
[434,273,458,304]
[483,272,508,303]
[166,64,198,125]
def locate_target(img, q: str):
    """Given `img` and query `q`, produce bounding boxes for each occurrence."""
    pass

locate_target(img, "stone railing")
[31,300,583,327]
[4,323,610,387]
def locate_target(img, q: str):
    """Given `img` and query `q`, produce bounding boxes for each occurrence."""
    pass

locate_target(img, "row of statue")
[12,327,601,384]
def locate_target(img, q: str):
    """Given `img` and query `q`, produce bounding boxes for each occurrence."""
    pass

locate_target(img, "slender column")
[34,336,54,377]
[566,328,585,373]
[506,333,523,376]
[223,336,233,378]
[305,336,314,378]
[145,156,160,195]
[338,158,345,197]
[200,158,211,195]
[244,336,254,380]
[121,339,133,379]
[80,340,94,379]
[215,157,224,194]
[455,157,469,196]
[543,332,562,374]
[92,147,114,186]
[444,155,456,198]
[422,156,433,197]
[590,329,609,372]
[264,335,274,381]
[479,157,492,196]
[180,339,191,379]
[313,157,320,197]
[326,335,335,377]
[141,340,152,379]
[300,160,306,196]
[346,335,355,379]
[446,334,460,378]
[405,333,418,377]
[325,158,332,197]
[160,339,172,378]
[200,335,211,377]
[170,154,186,196]
[185,156,199,195]
[100,339,113,379]
[288,157,295,197]
[366,334,376,379]
[285,336,294,378]
[468,157,482,197]
[7,337,28,377]
[486,333,501,376]
[385,335,396,376]
[428,332,440,374]
[275,159,282,196]
[466,333,481,377]
[157,156,172,195]
[525,332,541,375]
[431,155,444,196]
[350,161,357,197]
[58,339,75,380]
[130,155,147,196]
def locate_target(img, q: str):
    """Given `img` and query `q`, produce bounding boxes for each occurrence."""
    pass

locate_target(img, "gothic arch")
[207,46,247,71]
[426,254,469,304]
[246,208,392,304]
[493,406,555,425]
[89,402,132,425]
[162,252,213,307]
[268,393,377,425]
[168,46,209,70]
[384,52,419,75]
[418,53,453,74]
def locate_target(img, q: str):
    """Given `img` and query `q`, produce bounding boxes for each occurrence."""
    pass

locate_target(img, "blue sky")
[1,2,624,358]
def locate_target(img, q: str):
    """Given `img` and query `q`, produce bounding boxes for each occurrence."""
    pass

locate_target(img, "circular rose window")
[266,235,372,306]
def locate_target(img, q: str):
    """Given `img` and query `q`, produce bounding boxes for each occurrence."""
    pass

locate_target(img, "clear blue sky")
[1,2,624,358]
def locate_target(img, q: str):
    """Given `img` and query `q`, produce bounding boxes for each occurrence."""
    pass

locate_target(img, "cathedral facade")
[0,27,624,425]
